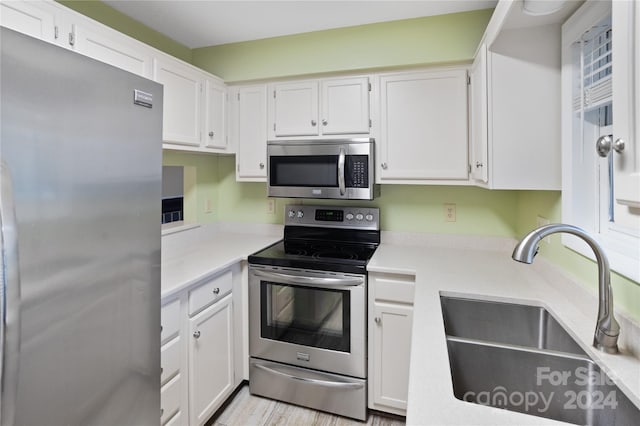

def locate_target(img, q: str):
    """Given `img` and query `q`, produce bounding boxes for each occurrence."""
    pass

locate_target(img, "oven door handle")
[254,363,364,390]
[338,147,346,196]
[252,269,363,288]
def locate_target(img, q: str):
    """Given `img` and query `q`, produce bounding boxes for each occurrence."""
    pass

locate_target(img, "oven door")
[267,139,374,200]
[249,265,366,378]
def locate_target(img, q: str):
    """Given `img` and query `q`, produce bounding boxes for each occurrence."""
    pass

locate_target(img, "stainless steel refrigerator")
[0,28,162,425]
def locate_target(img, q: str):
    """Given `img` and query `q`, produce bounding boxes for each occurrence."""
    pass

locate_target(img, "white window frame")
[561,0,640,283]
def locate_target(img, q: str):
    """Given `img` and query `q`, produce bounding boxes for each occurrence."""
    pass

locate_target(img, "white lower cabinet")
[188,293,234,426]
[368,272,415,416]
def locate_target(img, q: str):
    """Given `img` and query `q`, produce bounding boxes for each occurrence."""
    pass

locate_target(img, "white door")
[75,24,152,78]
[372,302,413,411]
[188,294,234,426]
[321,77,370,135]
[236,85,268,181]
[154,57,202,146]
[379,70,469,181]
[469,44,488,183]
[271,81,319,137]
[203,79,227,150]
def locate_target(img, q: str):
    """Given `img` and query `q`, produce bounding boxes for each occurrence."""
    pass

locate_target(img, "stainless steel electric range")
[248,204,380,421]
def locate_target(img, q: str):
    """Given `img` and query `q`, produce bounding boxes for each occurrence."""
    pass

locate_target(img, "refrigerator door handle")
[0,161,21,426]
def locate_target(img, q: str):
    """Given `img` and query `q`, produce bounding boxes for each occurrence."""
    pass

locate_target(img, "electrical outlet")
[266,199,275,215]
[444,203,456,222]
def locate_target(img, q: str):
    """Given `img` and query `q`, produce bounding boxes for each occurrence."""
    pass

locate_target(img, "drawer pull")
[213,287,220,295]
[374,317,381,325]
[193,330,201,339]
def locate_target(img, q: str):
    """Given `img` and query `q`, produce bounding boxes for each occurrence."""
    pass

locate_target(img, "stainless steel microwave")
[267,138,377,200]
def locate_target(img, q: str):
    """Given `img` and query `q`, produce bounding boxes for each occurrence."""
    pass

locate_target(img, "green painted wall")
[192,9,493,82]
[57,0,192,63]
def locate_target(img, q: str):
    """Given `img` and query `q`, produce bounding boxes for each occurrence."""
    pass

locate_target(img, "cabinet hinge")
[273,123,276,131]
[467,76,471,85]
[68,31,75,46]
[237,164,240,172]
[368,83,372,92]
[273,90,276,99]
[54,26,59,40]
[468,164,472,174]
[369,119,372,128]
[237,93,240,101]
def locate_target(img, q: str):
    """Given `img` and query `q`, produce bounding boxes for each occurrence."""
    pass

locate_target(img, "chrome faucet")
[512,223,620,354]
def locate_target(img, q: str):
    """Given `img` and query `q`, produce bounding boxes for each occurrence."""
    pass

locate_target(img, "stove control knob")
[355,213,364,221]
[346,213,354,221]
[288,210,296,218]
[297,210,304,218]
[365,214,374,221]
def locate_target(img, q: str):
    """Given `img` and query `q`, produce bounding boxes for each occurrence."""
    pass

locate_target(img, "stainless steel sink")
[441,296,640,425]
[440,296,585,355]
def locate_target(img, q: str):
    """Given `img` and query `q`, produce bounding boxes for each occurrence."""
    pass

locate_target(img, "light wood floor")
[209,384,406,426]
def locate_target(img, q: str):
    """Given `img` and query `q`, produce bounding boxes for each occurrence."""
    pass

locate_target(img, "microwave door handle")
[338,148,346,196]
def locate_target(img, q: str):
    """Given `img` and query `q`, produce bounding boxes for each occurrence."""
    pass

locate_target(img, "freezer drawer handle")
[254,363,364,390]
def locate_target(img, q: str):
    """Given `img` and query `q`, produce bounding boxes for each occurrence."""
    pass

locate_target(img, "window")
[562,1,640,282]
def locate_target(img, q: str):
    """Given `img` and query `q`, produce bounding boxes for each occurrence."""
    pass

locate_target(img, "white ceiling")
[103,0,498,48]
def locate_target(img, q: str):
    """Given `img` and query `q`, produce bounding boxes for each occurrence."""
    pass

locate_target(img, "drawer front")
[161,336,181,385]
[161,298,181,344]
[188,270,232,316]
[161,373,181,424]
[373,274,415,304]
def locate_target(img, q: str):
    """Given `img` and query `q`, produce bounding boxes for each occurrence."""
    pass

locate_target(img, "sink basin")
[440,296,585,355]
[440,296,640,425]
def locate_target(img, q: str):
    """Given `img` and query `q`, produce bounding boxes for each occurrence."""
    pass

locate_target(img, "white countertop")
[161,223,282,300]
[369,237,640,425]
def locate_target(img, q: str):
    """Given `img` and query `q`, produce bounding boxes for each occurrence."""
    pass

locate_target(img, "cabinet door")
[321,77,370,135]
[271,81,319,137]
[371,302,413,412]
[203,78,227,150]
[154,57,203,146]
[469,45,488,183]
[379,70,469,181]
[74,23,152,78]
[188,294,234,426]
[0,1,56,43]
[612,0,640,208]
[235,85,268,181]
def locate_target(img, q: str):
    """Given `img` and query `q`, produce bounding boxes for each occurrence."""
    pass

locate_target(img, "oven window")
[270,156,338,187]
[260,282,350,352]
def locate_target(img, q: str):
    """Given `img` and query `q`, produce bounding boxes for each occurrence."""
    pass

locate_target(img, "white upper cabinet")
[321,77,371,135]
[1,1,56,43]
[469,44,488,184]
[268,76,370,139]
[378,68,469,183]
[154,56,203,147]
[230,85,268,181]
[612,0,640,208]
[203,78,227,150]
[74,23,153,78]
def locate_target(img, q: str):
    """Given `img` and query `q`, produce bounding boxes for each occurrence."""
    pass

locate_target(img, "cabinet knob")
[209,131,214,137]
[259,163,265,169]
[311,120,317,126]
[322,119,328,126]
[596,135,613,157]
[213,287,220,295]
[374,317,381,324]
[193,330,201,339]
[475,161,484,168]
[381,163,388,170]
[613,138,625,153]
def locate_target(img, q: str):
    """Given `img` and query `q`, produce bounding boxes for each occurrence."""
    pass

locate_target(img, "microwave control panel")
[346,155,369,188]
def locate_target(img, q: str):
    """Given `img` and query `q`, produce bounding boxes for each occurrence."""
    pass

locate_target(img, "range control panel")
[284,204,379,231]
